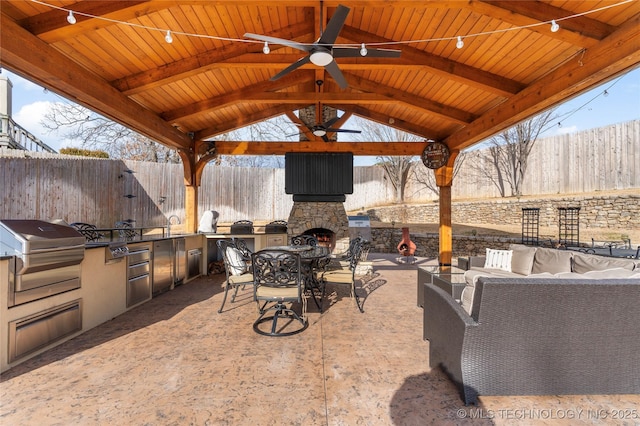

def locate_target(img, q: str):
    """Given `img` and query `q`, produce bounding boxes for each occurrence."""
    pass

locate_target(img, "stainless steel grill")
[0,219,85,307]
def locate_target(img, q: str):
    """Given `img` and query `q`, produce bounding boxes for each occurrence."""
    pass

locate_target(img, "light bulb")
[360,43,368,56]
[456,36,464,49]
[67,11,76,25]
[165,30,173,44]
[262,42,270,54]
[550,20,559,33]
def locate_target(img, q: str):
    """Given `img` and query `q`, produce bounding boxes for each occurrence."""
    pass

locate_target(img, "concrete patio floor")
[1,253,638,425]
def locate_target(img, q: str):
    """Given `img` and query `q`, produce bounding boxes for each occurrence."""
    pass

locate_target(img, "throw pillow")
[508,244,537,275]
[226,246,247,276]
[483,248,513,272]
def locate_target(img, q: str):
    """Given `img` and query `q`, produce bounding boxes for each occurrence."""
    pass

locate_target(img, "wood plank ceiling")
[2,0,640,158]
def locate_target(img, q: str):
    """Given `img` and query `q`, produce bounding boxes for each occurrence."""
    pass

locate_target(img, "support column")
[184,184,198,233]
[434,150,459,266]
[438,185,452,266]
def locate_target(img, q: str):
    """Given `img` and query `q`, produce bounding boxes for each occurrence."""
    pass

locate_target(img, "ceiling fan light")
[262,42,270,54]
[360,43,368,56]
[67,11,76,25]
[312,128,327,137]
[310,51,333,67]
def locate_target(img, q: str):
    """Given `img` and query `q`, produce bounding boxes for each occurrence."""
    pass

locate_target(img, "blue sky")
[2,66,639,164]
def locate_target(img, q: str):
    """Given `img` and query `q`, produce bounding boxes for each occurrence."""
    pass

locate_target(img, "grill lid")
[0,220,86,255]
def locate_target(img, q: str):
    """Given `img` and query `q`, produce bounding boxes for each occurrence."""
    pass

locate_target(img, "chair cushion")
[508,244,537,275]
[531,247,573,274]
[483,248,512,272]
[256,286,299,299]
[226,246,248,276]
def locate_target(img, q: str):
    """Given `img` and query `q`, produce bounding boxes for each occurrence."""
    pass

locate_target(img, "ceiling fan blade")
[332,47,402,58]
[324,60,348,89]
[327,128,361,134]
[324,115,341,128]
[318,5,350,46]
[243,33,311,53]
[321,134,330,142]
[270,55,311,81]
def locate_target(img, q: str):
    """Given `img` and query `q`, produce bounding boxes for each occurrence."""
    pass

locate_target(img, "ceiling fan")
[244,4,401,89]
[288,115,361,142]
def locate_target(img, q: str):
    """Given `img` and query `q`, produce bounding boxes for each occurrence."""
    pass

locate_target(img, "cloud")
[12,101,74,152]
[557,125,578,135]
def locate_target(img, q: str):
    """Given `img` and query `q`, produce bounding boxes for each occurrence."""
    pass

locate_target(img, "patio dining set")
[216,235,370,336]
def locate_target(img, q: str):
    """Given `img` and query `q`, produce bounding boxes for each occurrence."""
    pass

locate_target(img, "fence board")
[1,120,638,226]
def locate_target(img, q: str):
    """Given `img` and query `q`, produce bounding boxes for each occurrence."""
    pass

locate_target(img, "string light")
[32,0,632,50]
[360,43,368,56]
[262,41,270,54]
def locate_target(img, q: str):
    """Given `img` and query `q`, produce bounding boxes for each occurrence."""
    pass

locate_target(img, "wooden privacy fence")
[0,120,637,226]
[408,120,639,200]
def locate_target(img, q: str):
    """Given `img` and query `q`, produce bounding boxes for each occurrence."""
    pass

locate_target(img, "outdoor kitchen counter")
[1,234,205,373]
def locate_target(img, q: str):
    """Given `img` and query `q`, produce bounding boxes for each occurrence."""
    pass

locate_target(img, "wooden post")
[434,150,459,266]
[185,184,198,233]
[438,185,452,266]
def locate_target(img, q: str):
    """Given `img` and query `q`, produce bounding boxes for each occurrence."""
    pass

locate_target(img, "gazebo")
[2,0,639,265]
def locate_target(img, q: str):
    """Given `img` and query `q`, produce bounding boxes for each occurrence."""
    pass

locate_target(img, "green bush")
[59,147,109,158]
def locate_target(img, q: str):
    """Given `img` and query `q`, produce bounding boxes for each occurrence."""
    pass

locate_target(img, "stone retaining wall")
[369,228,519,259]
[363,193,639,259]
[364,193,639,230]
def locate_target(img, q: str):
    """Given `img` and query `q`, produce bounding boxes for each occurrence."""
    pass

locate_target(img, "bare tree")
[468,110,557,197]
[352,117,420,203]
[41,102,180,162]
[412,151,467,196]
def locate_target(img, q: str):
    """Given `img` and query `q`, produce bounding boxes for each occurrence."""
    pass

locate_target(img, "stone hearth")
[287,201,349,253]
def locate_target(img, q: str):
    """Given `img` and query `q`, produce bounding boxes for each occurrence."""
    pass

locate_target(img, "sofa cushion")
[583,268,638,279]
[508,244,537,275]
[572,252,636,274]
[461,268,524,315]
[483,248,513,271]
[531,247,573,274]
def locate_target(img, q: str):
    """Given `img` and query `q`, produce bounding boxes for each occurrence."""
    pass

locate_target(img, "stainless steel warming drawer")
[0,220,85,307]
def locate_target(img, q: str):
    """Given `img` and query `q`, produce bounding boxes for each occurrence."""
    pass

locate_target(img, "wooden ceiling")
[2,0,639,158]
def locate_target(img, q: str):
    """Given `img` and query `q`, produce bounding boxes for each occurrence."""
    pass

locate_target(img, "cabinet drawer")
[128,262,149,279]
[128,249,150,265]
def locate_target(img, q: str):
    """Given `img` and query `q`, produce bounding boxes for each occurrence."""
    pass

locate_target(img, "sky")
[1,66,639,166]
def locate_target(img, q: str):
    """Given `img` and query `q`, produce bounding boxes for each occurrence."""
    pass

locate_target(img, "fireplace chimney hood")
[285,152,353,202]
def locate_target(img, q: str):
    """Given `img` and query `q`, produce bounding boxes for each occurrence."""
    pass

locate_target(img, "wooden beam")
[161,73,310,122]
[445,12,640,151]
[20,1,148,40]
[213,141,426,156]
[112,22,313,95]
[0,13,191,150]
[340,25,524,97]
[475,1,613,45]
[345,74,477,124]
[195,103,310,140]
[338,105,447,140]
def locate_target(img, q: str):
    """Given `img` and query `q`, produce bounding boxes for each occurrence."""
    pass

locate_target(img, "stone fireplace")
[287,201,349,254]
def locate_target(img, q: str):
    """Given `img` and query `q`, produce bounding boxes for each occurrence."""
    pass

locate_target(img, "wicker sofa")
[423,245,640,404]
